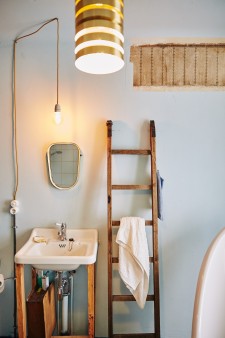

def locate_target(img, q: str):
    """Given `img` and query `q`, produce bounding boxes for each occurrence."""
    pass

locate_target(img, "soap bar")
[33,236,47,243]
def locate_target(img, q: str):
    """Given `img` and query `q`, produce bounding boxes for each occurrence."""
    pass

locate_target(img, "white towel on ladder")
[116,217,150,309]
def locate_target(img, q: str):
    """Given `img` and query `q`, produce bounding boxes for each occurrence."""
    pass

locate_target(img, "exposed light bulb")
[54,103,62,125]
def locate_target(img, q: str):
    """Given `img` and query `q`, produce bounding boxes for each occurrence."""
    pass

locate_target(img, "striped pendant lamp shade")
[75,0,124,74]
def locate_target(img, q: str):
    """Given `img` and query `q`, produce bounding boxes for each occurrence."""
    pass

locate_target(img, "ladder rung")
[112,257,154,263]
[112,185,151,190]
[113,334,156,338]
[112,220,153,226]
[112,149,151,155]
[113,295,154,302]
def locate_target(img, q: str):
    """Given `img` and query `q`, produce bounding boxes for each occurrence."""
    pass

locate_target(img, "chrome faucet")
[57,222,67,241]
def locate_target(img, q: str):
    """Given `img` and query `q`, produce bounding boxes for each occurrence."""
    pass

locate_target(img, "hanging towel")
[116,217,149,309]
[157,170,164,221]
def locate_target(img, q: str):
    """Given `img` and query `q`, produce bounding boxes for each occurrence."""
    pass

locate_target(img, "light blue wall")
[1,0,225,337]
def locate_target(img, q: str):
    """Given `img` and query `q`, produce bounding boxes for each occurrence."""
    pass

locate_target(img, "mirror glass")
[47,143,81,190]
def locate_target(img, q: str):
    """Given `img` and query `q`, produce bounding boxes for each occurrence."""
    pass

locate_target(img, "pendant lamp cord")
[57,19,59,105]
[13,17,59,199]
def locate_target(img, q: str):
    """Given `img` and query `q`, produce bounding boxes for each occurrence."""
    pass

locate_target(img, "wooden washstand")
[16,263,95,338]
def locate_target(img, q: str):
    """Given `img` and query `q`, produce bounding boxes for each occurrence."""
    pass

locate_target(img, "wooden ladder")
[106,120,160,338]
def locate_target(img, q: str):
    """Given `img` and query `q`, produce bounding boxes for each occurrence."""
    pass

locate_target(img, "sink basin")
[15,228,98,271]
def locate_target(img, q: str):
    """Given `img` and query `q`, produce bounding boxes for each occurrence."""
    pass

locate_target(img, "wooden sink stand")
[16,263,95,338]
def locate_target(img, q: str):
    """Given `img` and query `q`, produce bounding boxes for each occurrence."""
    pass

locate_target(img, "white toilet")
[192,227,225,338]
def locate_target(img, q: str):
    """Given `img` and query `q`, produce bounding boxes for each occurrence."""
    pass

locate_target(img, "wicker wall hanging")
[130,43,225,89]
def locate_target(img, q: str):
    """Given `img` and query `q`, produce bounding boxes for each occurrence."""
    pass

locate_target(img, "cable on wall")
[11,18,59,338]
[12,17,59,200]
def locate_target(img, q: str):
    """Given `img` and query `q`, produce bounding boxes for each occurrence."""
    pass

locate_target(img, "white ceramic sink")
[15,228,98,271]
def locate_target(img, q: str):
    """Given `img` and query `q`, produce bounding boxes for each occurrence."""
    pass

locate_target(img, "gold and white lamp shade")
[74,0,124,74]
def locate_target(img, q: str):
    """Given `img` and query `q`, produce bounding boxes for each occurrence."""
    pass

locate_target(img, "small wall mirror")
[47,143,81,190]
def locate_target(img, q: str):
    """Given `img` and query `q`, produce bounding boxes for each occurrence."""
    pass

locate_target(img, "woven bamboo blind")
[130,44,225,89]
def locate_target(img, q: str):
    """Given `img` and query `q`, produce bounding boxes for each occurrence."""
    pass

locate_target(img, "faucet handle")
[56,222,67,228]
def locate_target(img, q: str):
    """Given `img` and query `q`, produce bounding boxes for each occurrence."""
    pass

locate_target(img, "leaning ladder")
[106,120,160,338]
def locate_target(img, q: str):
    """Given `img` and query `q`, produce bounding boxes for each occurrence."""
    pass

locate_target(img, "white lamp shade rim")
[75,53,124,74]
